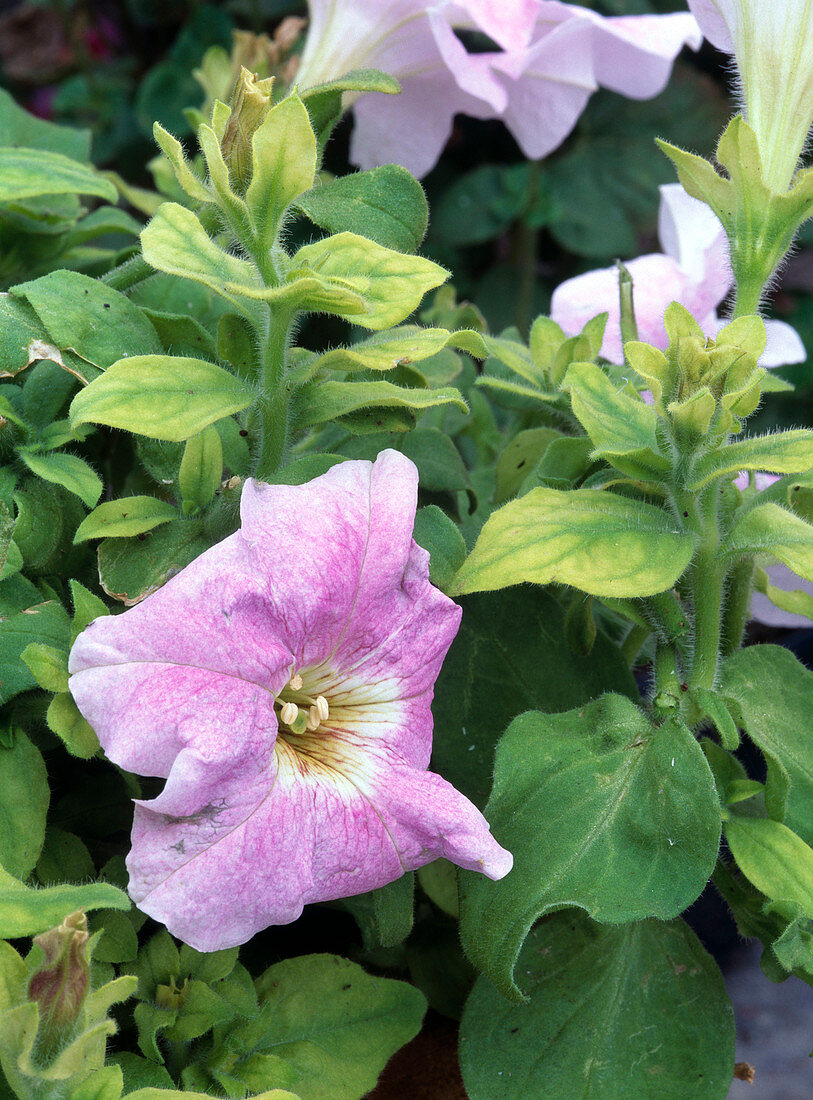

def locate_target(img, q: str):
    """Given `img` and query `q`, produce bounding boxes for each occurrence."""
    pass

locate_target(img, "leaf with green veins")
[134,1001,178,1063]
[474,375,562,405]
[18,450,102,508]
[70,579,109,638]
[12,271,162,369]
[432,589,636,809]
[0,598,70,704]
[725,816,813,918]
[722,503,813,581]
[97,518,209,605]
[179,426,222,515]
[141,203,262,319]
[301,68,400,148]
[0,147,116,204]
[309,326,486,375]
[36,828,94,886]
[251,954,426,1100]
[75,497,178,544]
[247,93,317,253]
[689,430,813,489]
[341,874,415,951]
[451,488,695,599]
[93,910,139,965]
[153,123,212,203]
[0,866,130,938]
[0,727,48,879]
[533,436,595,490]
[0,294,50,376]
[68,1065,124,1100]
[296,164,428,254]
[459,912,734,1100]
[286,232,448,329]
[179,943,238,984]
[397,429,469,492]
[70,356,254,442]
[13,478,64,571]
[21,642,68,693]
[719,645,813,844]
[112,1053,174,1093]
[564,361,668,477]
[46,692,99,758]
[459,700,720,999]
[292,380,467,430]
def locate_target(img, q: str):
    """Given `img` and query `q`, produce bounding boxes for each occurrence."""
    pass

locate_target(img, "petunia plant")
[0,1,812,1098]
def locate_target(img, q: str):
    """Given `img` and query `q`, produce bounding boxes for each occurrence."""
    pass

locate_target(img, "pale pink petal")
[686,0,735,53]
[733,472,779,491]
[447,0,539,50]
[760,319,808,367]
[657,183,729,287]
[491,16,597,159]
[585,11,703,99]
[127,728,510,951]
[750,564,813,628]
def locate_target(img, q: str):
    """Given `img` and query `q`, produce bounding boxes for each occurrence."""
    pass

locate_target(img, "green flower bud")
[27,910,89,1054]
[220,66,276,193]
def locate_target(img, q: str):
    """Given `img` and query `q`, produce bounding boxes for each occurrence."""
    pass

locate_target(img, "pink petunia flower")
[295,0,701,177]
[551,183,807,366]
[68,453,512,951]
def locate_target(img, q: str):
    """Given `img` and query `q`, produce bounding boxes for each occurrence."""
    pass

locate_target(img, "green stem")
[688,535,725,691]
[101,254,154,291]
[731,274,765,319]
[254,308,292,479]
[653,642,682,706]
[720,558,755,657]
[621,624,649,667]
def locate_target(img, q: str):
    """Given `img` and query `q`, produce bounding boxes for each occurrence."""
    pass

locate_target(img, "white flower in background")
[688,0,813,191]
[551,183,807,366]
[295,0,701,177]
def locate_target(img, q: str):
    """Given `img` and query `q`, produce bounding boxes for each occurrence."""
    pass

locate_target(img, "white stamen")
[280,701,299,726]
[316,695,329,721]
[290,673,303,690]
[307,706,321,731]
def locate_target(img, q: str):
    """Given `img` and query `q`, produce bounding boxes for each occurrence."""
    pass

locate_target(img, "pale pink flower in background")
[295,0,702,177]
[688,0,813,191]
[69,453,512,950]
[551,183,807,366]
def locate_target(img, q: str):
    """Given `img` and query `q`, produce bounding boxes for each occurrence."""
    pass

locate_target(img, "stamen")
[315,695,329,721]
[289,673,303,690]
[306,706,321,731]
[280,701,299,726]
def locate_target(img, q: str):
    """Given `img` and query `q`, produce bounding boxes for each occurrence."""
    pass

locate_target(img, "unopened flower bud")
[27,910,89,1052]
[221,66,275,193]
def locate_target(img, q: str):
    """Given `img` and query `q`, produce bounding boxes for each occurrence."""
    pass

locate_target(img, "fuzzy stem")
[720,558,755,657]
[101,254,154,291]
[621,624,649,667]
[688,533,725,692]
[254,307,292,479]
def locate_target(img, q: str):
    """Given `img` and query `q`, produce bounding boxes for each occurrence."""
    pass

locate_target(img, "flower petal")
[127,733,510,951]
[750,563,813,628]
[587,12,703,99]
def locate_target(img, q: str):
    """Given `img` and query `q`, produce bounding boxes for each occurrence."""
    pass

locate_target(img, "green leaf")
[0,865,129,938]
[12,271,162,369]
[0,294,52,377]
[97,519,209,605]
[69,1066,124,1100]
[18,450,102,508]
[46,692,100,758]
[494,427,561,503]
[432,589,636,808]
[142,308,218,360]
[153,123,212,204]
[253,953,426,1100]
[398,429,469,492]
[451,488,695,599]
[342,874,415,950]
[725,816,813,918]
[247,93,317,253]
[37,828,95,887]
[413,505,467,592]
[292,379,466,430]
[459,912,734,1099]
[719,645,813,843]
[0,147,116,204]
[300,68,400,147]
[307,325,486,378]
[70,579,109,639]
[20,642,69,693]
[691,686,740,750]
[70,355,254,442]
[179,426,223,515]
[296,165,428,254]
[689,430,813,489]
[0,87,89,160]
[564,361,668,478]
[722,502,813,581]
[288,232,448,330]
[74,497,178,544]
[0,727,48,879]
[459,699,720,997]
[141,203,262,319]
[0,598,70,705]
